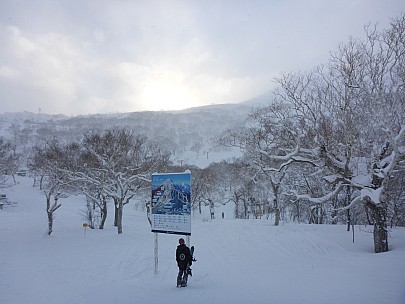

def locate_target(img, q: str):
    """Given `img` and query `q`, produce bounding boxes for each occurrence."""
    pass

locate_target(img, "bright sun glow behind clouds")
[114,62,200,112]
[139,69,199,111]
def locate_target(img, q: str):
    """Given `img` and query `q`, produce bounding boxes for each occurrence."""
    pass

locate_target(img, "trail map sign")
[151,172,191,235]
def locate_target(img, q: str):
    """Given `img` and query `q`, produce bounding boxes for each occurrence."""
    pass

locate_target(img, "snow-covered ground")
[1,176,405,304]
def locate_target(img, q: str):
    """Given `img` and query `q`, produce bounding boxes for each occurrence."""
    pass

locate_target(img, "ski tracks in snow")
[185,219,372,304]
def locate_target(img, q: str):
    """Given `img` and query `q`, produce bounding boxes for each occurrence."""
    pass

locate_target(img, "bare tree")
[0,136,19,188]
[219,102,308,225]
[191,162,233,219]
[274,14,405,252]
[28,139,79,235]
[74,128,170,234]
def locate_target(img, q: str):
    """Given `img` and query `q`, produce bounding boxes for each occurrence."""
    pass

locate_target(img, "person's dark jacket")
[176,244,192,270]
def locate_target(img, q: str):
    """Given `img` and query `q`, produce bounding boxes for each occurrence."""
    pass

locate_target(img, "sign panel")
[151,172,191,235]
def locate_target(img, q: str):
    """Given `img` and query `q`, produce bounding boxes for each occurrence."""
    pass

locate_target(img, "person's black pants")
[177,267,188,286]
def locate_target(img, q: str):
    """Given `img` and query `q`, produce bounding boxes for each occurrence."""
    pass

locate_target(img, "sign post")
[154,232,158,274]
[83,223,88,236]
[151,171,191,274]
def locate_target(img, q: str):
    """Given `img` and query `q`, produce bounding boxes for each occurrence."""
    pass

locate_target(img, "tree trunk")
[364,197,388,253]
[209,199,215,219]
[114,202,119,227]
[113,198,123,234]
[47,209,53,236]
[274,199,280,226]
[117,205,123,234]
[99,199,108,230]
[45,193,53,235]
[345,186,352,231]
[86,197,95,229]
[45,193,61,236]
[40,175,44,190]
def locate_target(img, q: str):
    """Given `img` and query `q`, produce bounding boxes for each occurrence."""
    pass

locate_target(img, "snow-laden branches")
[216,14,405,250]
[289,182,344,204]
[28,127,171,235]
[70,128,171,234]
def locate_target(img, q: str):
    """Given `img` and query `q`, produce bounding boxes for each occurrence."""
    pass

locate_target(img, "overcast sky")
[1,0,403,115]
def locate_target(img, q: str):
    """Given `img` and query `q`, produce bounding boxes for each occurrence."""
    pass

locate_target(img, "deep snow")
[1,176,405,304]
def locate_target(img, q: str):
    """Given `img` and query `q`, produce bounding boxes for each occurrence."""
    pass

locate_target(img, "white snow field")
[1,176,405,304]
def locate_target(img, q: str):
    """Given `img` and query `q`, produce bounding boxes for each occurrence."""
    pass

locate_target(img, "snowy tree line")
[216,14,405,253]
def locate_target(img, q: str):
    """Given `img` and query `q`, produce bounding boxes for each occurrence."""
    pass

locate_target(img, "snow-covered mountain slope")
[1,176,405,304]
[0,104,249,168]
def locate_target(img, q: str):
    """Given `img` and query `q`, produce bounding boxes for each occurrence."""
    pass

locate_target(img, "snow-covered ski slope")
[1,176,404,304]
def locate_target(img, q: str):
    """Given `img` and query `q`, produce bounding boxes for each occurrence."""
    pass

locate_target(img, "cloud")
[1,26,88,114]
[0,65,19,79]
[0,0,404,115]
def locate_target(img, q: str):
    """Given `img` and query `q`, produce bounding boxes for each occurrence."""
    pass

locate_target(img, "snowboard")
[188,245,195,276]
[190,246,195,261]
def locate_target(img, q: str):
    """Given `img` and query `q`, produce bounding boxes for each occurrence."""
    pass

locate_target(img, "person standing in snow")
[176,238,192,287]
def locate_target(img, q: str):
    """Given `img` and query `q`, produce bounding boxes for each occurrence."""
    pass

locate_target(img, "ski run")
[1,176,404,304]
